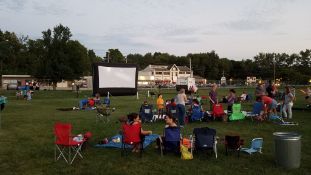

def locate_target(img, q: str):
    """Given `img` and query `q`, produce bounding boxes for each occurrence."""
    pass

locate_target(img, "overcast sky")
[1,0,310,60]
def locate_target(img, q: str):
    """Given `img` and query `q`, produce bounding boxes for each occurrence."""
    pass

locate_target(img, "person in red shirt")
[261,95,278,118]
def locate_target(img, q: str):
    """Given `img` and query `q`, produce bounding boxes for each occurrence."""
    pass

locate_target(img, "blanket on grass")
[95,134,159,149]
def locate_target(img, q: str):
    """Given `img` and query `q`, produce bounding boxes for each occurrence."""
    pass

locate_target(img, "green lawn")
[0,88,310,175]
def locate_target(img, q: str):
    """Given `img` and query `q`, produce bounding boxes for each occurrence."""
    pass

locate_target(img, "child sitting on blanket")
[127,113,152,152]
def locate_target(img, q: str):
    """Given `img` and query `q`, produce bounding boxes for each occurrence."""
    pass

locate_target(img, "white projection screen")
[93,63,138,96]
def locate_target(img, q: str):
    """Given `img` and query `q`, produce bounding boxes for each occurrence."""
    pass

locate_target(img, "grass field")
[0,88,310,175]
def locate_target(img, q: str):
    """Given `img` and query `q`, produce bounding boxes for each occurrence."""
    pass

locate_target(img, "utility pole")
[189,57,192,78]
[273,54,276,83]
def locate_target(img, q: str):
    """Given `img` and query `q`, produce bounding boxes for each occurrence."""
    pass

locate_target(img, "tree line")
[0,24,310,86]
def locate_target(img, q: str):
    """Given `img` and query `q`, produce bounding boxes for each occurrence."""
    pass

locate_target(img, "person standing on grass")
[255,82,265,97]
[282,86,294,119]
[175,88,187,127]
[157,94,165,119]
[227,89,236,113]
[209,84,218,110]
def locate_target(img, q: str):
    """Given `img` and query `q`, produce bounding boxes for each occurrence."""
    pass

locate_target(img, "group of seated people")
[79,93,110,109]
[119,112,177,153]
[139,96,204,123]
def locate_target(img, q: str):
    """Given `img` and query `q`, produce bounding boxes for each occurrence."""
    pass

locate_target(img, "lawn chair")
[190,105,204,122]
[212,104,226,120]
[229,103,245,121]
[246,102,263,121]
[167,103,177,119]
[192,127,218,158]
[241,138,263,155]
[54,123,86,164]
[225,135,244,157]
[269,115,298,126]
[121,123,144,157]
[139,104,153,123]
[103,97,111,106]
[96,105,111,123]
[159,127,181,156]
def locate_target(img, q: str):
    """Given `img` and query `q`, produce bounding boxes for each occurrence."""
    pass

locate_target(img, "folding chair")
[225,135,244,157]
[212,104,226,120]
[190,105,204,122]
[241,138,263,154]
[167,104,177,119]
[229,103,245,121]
[159,127,181,156]
[246,102,263,121]
[192,127,218,158]
[54,123,86,164]
[103,97,111,106]
[121,123,144,157]
[269,115,298,126]
[139,104,153,123]
[96,105,111,123]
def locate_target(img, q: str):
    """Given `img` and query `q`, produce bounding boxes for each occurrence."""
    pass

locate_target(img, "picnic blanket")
[95,134,159,149]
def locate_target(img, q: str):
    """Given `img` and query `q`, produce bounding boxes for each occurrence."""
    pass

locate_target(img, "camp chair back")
[140,104,153,122]
[161,127,181,155]
[212,104,225,119]
[225,135,243,157]
[253,102,263,115]
[229,103,245,121]
[103,97,110,106]
[192,127,217,158]
[241,138,263,154]
[167,104,177,118]
[54,123,85,164]
[191,105,204,121]
[121,123,143,157]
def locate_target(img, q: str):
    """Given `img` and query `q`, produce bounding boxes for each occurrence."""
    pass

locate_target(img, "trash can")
[273,132,301,169]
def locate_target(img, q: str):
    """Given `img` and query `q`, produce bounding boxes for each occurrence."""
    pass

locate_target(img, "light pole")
[273,54,276,83]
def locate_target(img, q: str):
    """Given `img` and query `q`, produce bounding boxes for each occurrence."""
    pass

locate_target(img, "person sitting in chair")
[93,93,101,105]
[126,113,152,153]
[156,115,178,148]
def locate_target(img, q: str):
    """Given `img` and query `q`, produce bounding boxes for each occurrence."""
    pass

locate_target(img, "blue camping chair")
[191,105,204,121]
[159,127,181,156]
[139,104,153,122]
[167,104,178,119]
[269,115,298,125]
[103,97,111,106]
[241,138,263,154]
[246,102,263,121]
[192,127,218,158]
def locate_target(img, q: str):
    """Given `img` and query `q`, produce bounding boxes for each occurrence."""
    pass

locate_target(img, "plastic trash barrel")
[273,132,301,169]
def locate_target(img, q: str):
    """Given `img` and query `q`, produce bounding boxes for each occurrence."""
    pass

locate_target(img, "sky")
[0,0,311,60]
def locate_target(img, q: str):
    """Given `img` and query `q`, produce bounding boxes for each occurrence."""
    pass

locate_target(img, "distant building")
[246,76,257,85]
[220,76,226,86]
[1,75,34,89]
[1,75,92,90]
[138,64,193,85]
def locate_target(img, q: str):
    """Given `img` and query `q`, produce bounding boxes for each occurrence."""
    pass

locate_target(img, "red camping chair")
[54,123,86,164]
[121,123,143,157]
[212,104,226,120]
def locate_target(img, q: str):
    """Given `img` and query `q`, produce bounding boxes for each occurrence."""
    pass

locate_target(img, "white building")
[246,76,257,85]
[138,64,193,85]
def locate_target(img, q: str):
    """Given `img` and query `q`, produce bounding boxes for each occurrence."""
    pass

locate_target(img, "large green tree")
[34,24,90,89]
